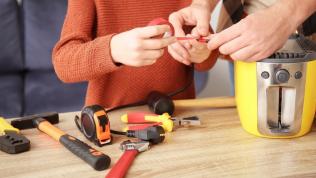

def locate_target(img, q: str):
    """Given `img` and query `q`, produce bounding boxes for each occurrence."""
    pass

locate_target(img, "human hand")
[184,28,212,63]
[168,1,217,65]
[207,2,298,62]
[110,25,176,67]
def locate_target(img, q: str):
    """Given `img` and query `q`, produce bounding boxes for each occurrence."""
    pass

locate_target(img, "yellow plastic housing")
[0,117,19,135]
[234,60,316,138]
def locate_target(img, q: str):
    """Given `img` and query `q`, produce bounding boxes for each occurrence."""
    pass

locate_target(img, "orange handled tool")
[11,113,111,171]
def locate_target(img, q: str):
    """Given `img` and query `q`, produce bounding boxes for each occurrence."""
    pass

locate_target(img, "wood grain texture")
[1,107,316,178]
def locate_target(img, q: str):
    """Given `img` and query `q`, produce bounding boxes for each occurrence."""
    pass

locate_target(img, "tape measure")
[74,18,196,147]
[75,105,112,147]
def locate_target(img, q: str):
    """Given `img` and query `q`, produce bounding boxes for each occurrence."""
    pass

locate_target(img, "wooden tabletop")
[1,106,316,178]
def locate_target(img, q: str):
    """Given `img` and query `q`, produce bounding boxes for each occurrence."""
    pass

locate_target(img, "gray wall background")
[198,1,232,98]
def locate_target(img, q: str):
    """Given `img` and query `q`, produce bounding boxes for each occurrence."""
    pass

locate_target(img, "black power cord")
[76,65,194,146]
[106,64,194,114]
[111,126,165,144]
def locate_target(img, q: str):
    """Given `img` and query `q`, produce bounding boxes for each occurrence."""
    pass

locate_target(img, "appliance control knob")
[295,71,302,79]
[276,69,290,83]
[261,71,270,79]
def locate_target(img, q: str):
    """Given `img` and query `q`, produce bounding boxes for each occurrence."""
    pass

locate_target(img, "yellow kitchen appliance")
[235,34,316,138]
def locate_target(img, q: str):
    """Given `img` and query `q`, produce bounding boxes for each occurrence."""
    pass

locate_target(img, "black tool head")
[147,91,175,115]
[11,112,59,130]
[0,131,30,154]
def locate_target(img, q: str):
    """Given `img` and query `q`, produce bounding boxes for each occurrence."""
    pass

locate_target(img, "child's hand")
[110,25,176,67]
[183,28,211,64]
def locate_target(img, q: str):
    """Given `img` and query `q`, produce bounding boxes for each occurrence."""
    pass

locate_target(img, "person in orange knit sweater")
[52,0,218,109]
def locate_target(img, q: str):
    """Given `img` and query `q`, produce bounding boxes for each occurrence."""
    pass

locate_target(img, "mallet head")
[11,112,59,130]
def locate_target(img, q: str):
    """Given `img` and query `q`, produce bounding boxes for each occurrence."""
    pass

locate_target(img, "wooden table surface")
[1,106,316,178]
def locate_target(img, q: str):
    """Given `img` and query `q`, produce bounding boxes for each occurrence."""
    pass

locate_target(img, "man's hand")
[111,25,176,67]
[208,0,316,62]
[168,0,218,65]
[183,27,213,63]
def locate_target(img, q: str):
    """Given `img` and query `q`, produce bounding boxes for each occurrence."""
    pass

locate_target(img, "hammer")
[147,91,236,115]
[11,112,111,171]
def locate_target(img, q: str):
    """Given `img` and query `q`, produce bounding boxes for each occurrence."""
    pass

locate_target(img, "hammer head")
[11,112,59,130]
[147,91,175,116]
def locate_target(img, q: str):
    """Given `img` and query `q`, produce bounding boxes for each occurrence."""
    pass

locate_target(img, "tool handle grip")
[59,134,111,171]
[121,113,156,123]
[174,96,236,108]
[127,123,159,131]
[106,150,138,178]
[0,117,19,134]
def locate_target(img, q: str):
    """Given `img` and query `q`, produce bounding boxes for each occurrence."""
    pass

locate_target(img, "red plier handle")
[105,150,138,178]
[127,123,161,131]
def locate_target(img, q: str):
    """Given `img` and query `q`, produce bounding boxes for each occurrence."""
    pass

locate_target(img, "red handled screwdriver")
[176,37,210,43]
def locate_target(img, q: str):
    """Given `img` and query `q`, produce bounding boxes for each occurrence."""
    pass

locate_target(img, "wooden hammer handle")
[174,96,236,108]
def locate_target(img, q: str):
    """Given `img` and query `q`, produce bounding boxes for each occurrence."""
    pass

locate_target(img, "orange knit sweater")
[53,0,218,108]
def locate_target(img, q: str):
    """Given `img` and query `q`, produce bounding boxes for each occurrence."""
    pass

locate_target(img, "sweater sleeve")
[194,49,219,72]
[52,0,120,83]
